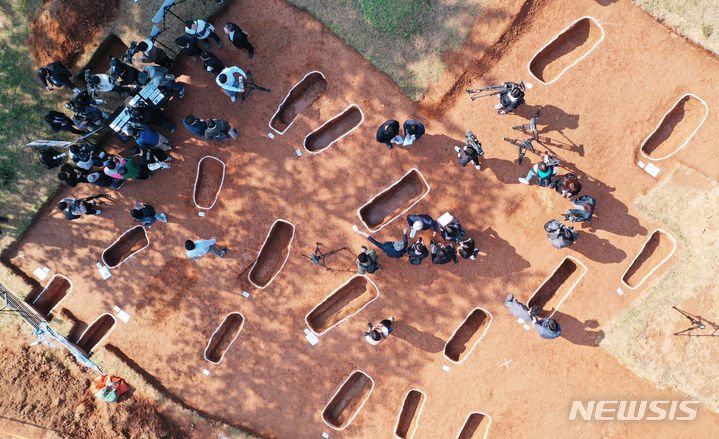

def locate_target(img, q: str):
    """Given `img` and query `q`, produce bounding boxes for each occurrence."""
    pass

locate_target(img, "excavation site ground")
[3,0,719,438]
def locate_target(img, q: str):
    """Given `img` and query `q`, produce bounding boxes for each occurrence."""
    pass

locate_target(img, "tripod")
[241,70,271,101]
[503,137,536,165]
[512,109,541,141]
[302,242,348,272]
[672,306,707,336]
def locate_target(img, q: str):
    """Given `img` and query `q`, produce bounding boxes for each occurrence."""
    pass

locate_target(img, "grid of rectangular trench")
[527,258,583,316]
[248,220,294,288]
[205,313,244,364]
[622,230,675,288]
[32,275,71,317]
[102,226,149,268]
[359,169,429,231]
[640,95,707,159]
[395,390,425,439]
[322,371,373,429]
[306,276,378,335]
[304,105,363,152]
[529,17,603,84]
[444,309,491,363]
[456,412,491,439]
[270,72,327,133]
[76,314,116,354]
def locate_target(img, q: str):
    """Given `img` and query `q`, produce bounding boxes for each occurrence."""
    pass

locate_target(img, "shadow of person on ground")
[392,319,445,353]
[551,310,605,346]
[515,104,580,132]
[474,227,530,277]
[572,231,627,264]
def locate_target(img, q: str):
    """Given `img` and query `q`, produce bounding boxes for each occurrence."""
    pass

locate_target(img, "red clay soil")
[270,72,328,132]
[29,0,121,68]
[33,275,71,317]
[306,275,378,334]
[0,329,185,439]
[641,94,707,158]
[358,169,428,230]
[322,370,373,429]
[6,0,719,437]
[395,389,425,439]
[304,105,363,152]
[194,157,225,209]
[443,308,491,363]
[248,220,294,288]
[527,257,581,315]
[205,313,244,364]
[102,226,148,268]
[621,229,675,288]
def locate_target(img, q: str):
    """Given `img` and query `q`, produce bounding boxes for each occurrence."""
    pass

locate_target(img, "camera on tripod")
[464,130,484,156]
[123,41,139,64]
[466,81,530,101]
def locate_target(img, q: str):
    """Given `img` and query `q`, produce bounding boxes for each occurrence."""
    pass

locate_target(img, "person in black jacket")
[57,164,89,187]
[495,82,525,115]
[130,145,172,171]
[407,238,429,265]
[37,61,79,92]
[129,106,176,133]
[175,35,202,61]
[224,22,254,59]
[200,51,225,77]
[458,238,479,260]
[45,111,84,134]
[376,119,401,149]
[57,197,101,220]
[430,240,458,264]
[134,40,172,69]
[402,119,425,146]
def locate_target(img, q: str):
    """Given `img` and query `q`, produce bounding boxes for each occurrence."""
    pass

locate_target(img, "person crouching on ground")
[458,237,479,260]
[130,202,167,227]
[431,240,458,264]
[407,237,429,265]
[354,227,408,258]
[402,119,425,146]
[530,306,562,339]
[357,246,381,274]
[57,197,101,220]
[365,317,394,346]
[185,238,227,261]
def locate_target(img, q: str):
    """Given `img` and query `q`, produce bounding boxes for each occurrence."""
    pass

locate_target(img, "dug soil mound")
[0,334,185,439]
[29,0,120,67]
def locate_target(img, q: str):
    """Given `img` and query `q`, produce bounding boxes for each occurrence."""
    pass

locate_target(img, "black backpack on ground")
[39,149,66,169]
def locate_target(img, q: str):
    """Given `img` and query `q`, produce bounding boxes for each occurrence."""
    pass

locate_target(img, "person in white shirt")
[364,318,395,346]
[185,238,227,260]
[216,66,246,102]
[185,20,222,49]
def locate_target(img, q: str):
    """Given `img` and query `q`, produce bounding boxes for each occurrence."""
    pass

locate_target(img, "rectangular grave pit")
[193,156,226,210]
[306,275,379,335]
[394,389,426,439]
[621,229,677,289]
[76,313,116,354]
[358,169,430,232]
[204,312,245,364]
[101,226,149,269]
[248,219,295,289]
[303,104,363,153]
[443,308,493,364]
[455,412,492,439]
[269,71,327,134]
[322,370,374,430]
[528,16,604,84]
[527,256,586,318]
[32,274,72,317]
[640,94,708,160]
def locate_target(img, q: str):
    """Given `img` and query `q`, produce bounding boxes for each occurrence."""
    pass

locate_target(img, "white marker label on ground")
[523,324,531,331]
[97,263,111,280]
[268,132,275,139]
[202,369,210,375]
[637,161,646,169]
[113,306,130,323]
[34,267,48,280]
[322,433,330,438]
[198,211,205,217]
[242,291,250,298]
[644,163,661,177]
[296,149,302,157]
[617,287,624,296]
[442,365,450,372]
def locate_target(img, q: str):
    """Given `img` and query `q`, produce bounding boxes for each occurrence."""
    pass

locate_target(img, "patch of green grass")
[635,0,719,55]
[355,0,431,37]
[701,24,713,38]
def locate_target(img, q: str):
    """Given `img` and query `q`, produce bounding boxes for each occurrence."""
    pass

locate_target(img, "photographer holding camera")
[495,82,526,115]
[454,130,484,170]
[518,151,558,186]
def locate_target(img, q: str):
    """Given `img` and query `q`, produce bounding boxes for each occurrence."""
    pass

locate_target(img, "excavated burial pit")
[76,313,116,354]
[527,257,586,317]
[640,94,708,160]
[102,226,149,269]
[528,17,604,84]
[622,229,677,289]
[79,34,128,85]
[455,412,492,439]
[248,220,295,289]
[32,274,72,317]
[394,389,426,439]
[443,308,493,364]
[204,312,245,364]
[193,156,226,209]
[306,275,379,335]
[269,71,327,134]
[303,105,363,153]
[322,370,374,430]
[358,169,430,232]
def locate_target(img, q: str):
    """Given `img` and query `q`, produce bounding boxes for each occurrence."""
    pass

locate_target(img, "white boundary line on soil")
[453,411,493,439]
[248,218,295,289]
[526,16,605,85]
[203,312,245,365]
[32,273,73,317]
[101,225,150,269]
[302,104,365,154]
[393,388,426,439]
[356,168,431,233]
[526,256,587,319]
[305,275,379,336]
[321,369,374,431]
[268,71,327,135]
[620,228,677,291]
[193,155,226,210]
[639,94,709,161]
[76,313,116,354]
[442,307,494,365]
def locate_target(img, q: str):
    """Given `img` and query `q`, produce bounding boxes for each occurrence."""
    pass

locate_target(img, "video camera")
[465,130,484,156]
[466,81,529,101]
[123,41,139,64]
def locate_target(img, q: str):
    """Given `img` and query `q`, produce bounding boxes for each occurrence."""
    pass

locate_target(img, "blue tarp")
[32,322,103,374]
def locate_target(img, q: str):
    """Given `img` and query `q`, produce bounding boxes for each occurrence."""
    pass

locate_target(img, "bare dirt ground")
[3,0,719,438]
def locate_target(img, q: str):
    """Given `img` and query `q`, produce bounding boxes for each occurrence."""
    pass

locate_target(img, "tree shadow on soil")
[551,310,604,346]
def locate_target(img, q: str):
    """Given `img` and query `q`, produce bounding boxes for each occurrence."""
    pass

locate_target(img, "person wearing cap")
[406,213,438,235]
[354,227,408,258]
[185,238,227,261]
[505,294,532,323]
[376,119,402,149]
[37,61,79,92]
[357,246,381,274]
[531,306,562,339]
[45,111,84,134]
[216,66,246,102]
[364,317,395,346]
